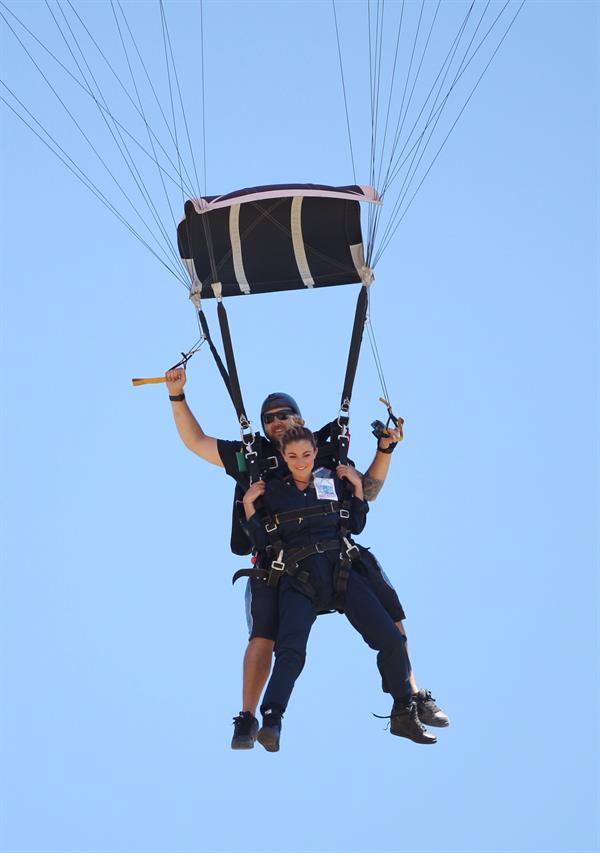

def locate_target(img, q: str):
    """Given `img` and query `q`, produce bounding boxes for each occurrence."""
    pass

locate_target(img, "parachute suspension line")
[368,0,387,263]
[109,0,183,255]
[374,1,476,255]
[369,0,405,262]
[0,83,187,286]
[159,0,185,215]
[2,0,197,198]
[331,0,356,185]
[200,0,208,197]
[373,0,525,265]
[368,0,434,259]
[0,3,192,284]
[56,0,187,262]
[65,0,197,197]
[383,0,476,203]
[371,0,439,254]
[156,0,201,289]
[365,290,392,411]
[379,0,436,197]
[45,0,182,277]
[0,3,183,280]
[158,0,203,199]
[374,0,405,194]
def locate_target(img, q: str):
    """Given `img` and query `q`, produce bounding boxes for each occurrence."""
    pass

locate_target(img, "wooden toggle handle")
[131,377,167,386]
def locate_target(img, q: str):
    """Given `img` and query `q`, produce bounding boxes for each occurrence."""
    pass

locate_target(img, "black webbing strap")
[333,286,370,467]
[216,300,248,425]
[284,539,342,586]
[213,298,264,483]
[232,567,267,584]
[340,285,369,410]
[332,478,360,610]
[198,308,234,404]
[272,501,342,526]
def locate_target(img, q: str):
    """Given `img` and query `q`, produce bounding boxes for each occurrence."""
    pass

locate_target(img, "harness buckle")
[265,521,278,534]
[270,560,285,572]
[314,542,324,554]
[342,536,359,560]
[245,449,258,461]
[339,509,350,520]
[266,456,279,470]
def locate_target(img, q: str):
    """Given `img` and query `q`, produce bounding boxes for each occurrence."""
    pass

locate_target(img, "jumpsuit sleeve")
[350,496,369,535]
[241,513,269,551]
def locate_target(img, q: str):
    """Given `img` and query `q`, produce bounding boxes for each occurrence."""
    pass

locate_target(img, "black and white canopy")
[177,183,380,299]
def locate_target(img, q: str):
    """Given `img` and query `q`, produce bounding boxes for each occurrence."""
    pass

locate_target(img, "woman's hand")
[165,367,186,396]
[243,479,266,519]
[336,464,364,497]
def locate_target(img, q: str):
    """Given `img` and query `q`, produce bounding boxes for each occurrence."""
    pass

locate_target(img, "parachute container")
[177,183,380,298]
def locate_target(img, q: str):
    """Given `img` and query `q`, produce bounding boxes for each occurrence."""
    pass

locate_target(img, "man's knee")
[245,637,274,664]
[248,636,275,652]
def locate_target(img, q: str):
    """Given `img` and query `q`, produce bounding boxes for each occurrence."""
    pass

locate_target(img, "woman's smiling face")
[282,440,318,478]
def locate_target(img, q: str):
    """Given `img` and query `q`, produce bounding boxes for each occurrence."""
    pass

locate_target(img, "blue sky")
[0,2,598,852]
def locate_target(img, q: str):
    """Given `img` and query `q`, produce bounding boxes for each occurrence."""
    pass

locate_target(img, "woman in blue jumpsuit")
[242,426,436,751]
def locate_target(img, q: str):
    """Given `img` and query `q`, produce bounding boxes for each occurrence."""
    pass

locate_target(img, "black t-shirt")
[217,436,283,555]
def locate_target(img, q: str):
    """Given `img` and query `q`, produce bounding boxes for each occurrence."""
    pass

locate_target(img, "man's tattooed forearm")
[362,475,384,501]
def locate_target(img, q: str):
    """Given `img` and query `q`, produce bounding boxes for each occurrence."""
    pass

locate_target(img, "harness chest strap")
[270,501,343,526]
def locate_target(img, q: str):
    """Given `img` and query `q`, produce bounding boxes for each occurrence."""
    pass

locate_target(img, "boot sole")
[391,730,437,744]
[231,738,256,750]
[257,727,280,752]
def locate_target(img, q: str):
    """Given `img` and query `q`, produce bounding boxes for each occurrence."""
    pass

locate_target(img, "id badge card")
[314,477,338,501]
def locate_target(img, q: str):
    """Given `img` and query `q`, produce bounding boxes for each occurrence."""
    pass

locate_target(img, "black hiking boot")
[414,688,450,727]
[231,711,259,750]
[257,707,283,753]
[390,700,437,744]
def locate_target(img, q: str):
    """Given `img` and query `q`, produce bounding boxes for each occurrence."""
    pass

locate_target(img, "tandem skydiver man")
[164,368,449,747]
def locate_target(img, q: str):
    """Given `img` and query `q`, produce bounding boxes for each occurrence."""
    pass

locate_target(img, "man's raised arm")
[362,424,403,501]
[165,368,223,467]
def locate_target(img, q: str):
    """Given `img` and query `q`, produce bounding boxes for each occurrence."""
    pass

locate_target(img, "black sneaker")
[390,700,437,744]
[414,689,450,727]
[231,711,259,750]
[257,708,282,753]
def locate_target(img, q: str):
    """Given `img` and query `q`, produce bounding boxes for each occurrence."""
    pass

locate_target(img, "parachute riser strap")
[197,308,234,404]
[214,296,249,428]
[340,285,369,411]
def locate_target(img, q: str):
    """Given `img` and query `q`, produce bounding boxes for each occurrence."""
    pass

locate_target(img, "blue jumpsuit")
[242,473,412,715]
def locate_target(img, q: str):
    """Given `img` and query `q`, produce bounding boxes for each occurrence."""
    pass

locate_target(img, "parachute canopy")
[177,183,380,299]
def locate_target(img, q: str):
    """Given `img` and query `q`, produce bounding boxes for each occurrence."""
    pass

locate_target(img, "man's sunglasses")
[262,409,295,424]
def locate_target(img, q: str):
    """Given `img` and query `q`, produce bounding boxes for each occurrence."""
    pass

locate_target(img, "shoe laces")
[373,702,426,732]
[232,712,255,735]
[417,689,440,709]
